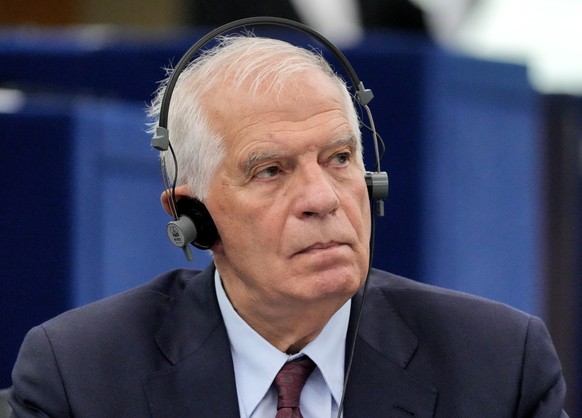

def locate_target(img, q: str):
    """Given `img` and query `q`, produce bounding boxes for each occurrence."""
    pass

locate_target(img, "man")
[9,34,567,417]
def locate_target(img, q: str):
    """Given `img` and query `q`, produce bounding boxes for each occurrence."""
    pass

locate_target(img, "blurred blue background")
[0,1,580,414]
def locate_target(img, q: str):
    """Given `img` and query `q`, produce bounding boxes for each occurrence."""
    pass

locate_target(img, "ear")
[160,184,192,216]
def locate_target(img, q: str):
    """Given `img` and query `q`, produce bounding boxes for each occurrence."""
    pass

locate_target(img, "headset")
[151,16,389,261]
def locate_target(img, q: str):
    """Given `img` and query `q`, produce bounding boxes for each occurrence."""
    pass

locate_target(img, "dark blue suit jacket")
[10,266,567,417]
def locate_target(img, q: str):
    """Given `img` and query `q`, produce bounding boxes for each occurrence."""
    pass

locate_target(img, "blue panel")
[419,52,543,314]
[0,29,207,101]
[0,100,74,387]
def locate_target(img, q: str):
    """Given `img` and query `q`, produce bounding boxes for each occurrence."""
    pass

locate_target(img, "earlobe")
[160,184,192,216]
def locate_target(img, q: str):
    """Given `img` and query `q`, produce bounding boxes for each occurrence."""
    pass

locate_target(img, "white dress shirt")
[214,270,350,418]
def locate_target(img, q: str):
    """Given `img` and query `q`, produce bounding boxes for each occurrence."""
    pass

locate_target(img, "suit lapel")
[343,270,438,417]
[143,265,240,418]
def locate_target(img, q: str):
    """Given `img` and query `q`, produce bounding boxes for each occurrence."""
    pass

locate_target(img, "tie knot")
[274,356,316,410]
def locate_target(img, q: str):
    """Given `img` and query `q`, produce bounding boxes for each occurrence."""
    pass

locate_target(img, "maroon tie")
[274,356,316,418]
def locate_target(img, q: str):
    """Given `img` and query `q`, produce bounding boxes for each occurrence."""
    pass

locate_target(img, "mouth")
[295,241,345,255]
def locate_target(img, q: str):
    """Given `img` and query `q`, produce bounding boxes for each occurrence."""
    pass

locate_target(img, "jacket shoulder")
[35,268,210,353]
[10,267,214,417]
[363,269,566,417]
[367,268,531,326]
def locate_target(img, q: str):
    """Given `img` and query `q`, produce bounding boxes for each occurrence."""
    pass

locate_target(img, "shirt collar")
[214,269,350,416]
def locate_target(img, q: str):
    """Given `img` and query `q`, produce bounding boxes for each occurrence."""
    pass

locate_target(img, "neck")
[244,305,331,354]
[220,275,345,354]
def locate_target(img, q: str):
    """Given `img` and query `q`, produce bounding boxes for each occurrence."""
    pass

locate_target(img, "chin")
[309,267,365,300]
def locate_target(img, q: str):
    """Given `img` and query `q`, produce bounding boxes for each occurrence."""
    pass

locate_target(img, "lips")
[295,241,344,255]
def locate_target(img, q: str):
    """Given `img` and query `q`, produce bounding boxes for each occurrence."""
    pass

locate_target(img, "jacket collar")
[343,269,437,417]
[143,265,240,417]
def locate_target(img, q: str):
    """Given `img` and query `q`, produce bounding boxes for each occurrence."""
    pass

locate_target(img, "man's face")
[204,70,371,315]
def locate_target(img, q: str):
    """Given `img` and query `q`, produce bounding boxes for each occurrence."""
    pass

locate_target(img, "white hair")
[147,34,362,200]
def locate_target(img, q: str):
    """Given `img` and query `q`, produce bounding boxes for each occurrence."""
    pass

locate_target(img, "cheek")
[211,198,283,253]
[362,200,372,235]
[346,185,371,231]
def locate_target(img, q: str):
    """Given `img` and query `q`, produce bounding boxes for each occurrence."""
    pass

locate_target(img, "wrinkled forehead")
[209,61,341,104]
[203,68,352,138]
[215,68,343,106]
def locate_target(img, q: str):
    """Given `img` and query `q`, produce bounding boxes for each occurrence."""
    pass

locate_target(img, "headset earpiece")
[166,198,219,250]
[366,171,389,201]
[365,171,389,216]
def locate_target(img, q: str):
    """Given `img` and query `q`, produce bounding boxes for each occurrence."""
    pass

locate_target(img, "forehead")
[207,72,355,177]
[207,68,351,134]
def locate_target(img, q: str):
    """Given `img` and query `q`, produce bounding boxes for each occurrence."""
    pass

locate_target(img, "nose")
[293,163,340,218]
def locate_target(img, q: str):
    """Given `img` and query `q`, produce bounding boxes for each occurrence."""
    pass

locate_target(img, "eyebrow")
[243,150,282,177]
[328,133,358,151]
[241,133,358,177]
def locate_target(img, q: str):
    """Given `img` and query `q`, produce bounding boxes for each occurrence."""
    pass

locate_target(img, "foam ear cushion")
[175,197,219,249]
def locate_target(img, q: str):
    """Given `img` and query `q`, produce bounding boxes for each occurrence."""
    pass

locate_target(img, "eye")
[331,151,351,166]
[254,165,281,179]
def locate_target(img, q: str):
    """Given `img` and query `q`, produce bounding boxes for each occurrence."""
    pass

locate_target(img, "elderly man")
[9,32,567,417]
